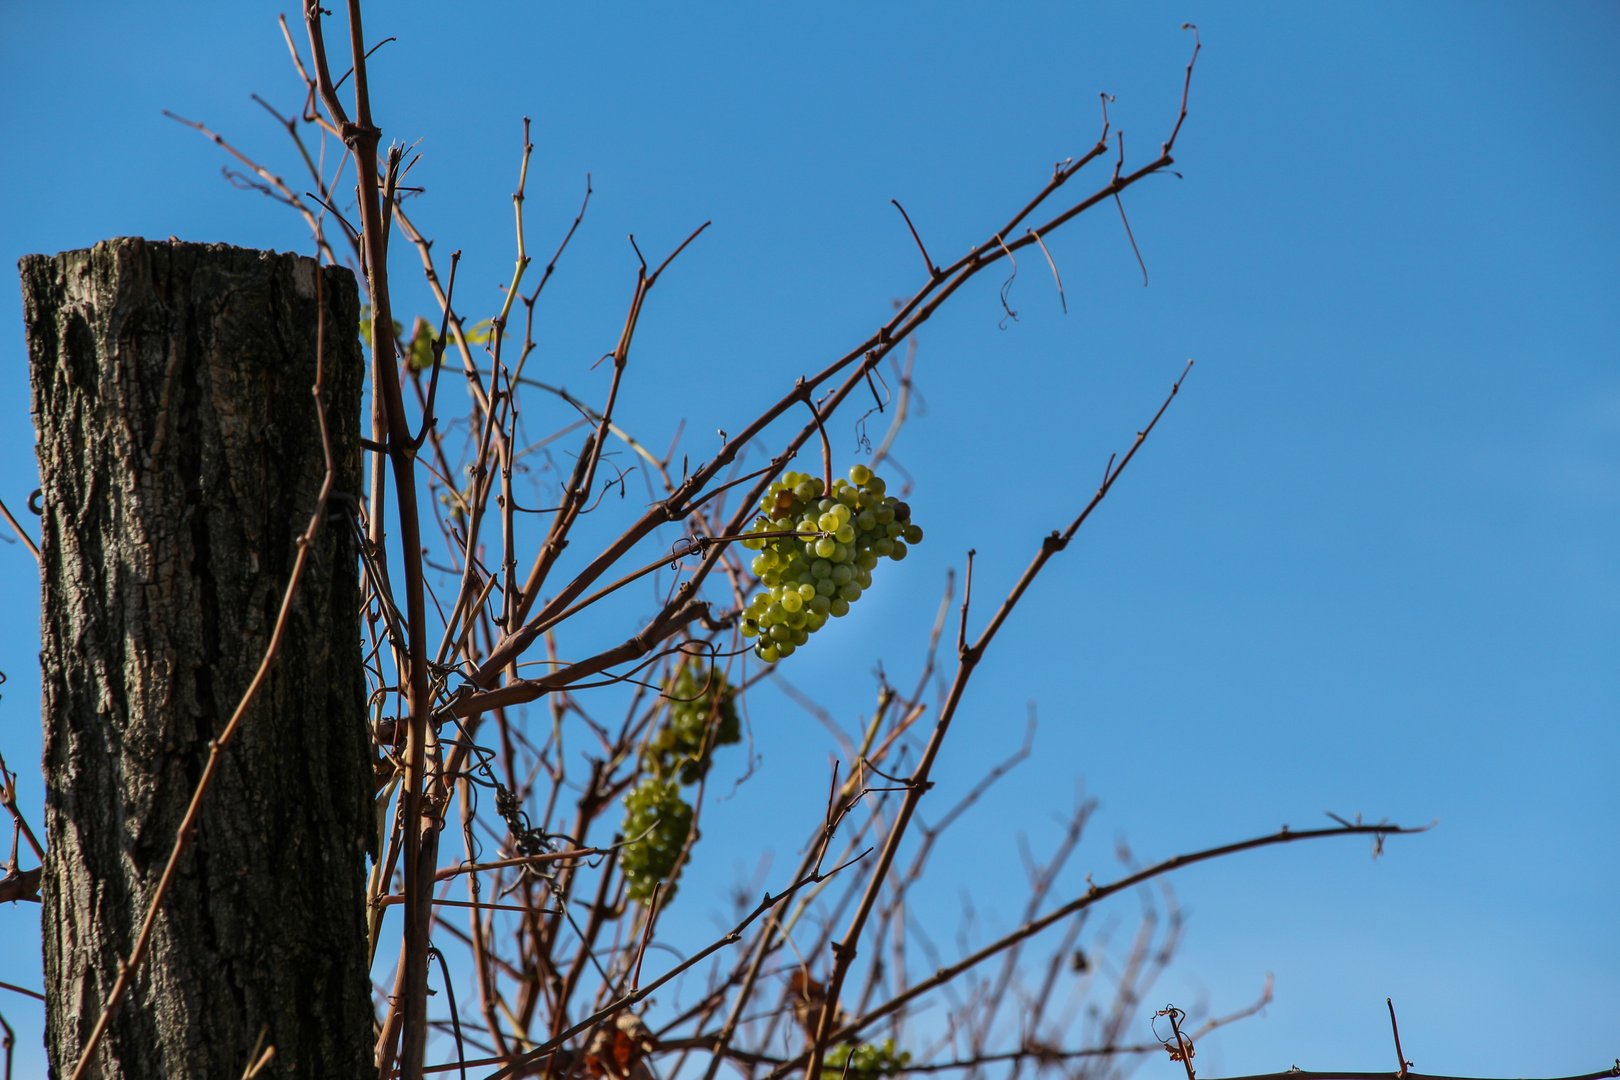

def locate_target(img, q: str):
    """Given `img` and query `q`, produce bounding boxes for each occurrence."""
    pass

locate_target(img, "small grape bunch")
[739,465,922,663]
[620,664,740,901]
[644,664,741,785]
[619,776,693,902]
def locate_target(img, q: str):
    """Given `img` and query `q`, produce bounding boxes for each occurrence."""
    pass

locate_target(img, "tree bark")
[21,238,376,1080]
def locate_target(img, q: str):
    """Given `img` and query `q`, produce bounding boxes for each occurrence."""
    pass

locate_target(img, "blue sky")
[1,3,1616,1078]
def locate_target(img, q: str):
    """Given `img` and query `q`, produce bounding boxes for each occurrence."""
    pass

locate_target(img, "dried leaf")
[789,970,848,1046]
[584,1012,657,1080]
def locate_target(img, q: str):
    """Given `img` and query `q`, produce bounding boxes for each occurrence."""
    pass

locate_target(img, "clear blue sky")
[1,3,1615,1078]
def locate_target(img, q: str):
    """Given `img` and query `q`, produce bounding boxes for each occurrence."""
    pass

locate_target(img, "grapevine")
[740,465,923,663]
[644,664,741,786]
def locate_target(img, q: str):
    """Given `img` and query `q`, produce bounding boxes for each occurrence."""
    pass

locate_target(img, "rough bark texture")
[21,238,376,1080]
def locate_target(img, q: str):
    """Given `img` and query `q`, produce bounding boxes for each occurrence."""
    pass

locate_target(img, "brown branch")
[798,362,1193,1080]
[1110,131,1149,288]
[891,199,940,278]
[803,389,834,495]
[759,822,1432,1080]
[687,755,879,1080]
[162,110,340,266]
[0,983,43,1003]
[484,855,868,1080]
[227,22,1214,1071]
[0,498,39,563]
[305,3,444,1072]
[376,895,556,916]
[434,847,606,882]
[460,47,1200,692]
[0,753,43,864]
[1388,997,1412,1078]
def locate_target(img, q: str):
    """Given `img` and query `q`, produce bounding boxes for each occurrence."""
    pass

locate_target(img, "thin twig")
[891,200,940,278]
[764,822,1432,1080]
[1027,228,1066,313]
[1388,998,1411,1078]
[0,498,39,562]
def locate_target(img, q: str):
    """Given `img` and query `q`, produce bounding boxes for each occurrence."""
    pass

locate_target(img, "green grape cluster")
[740,465,922,663]
[620,665,740,901]
[619,776,693,902]
[822,1040,912,1080]
[644,665,740,785]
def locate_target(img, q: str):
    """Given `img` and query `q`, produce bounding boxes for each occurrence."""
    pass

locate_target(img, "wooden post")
[21,238,376,1079]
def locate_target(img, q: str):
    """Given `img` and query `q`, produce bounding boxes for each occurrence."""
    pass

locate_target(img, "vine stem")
[803,390,834,494]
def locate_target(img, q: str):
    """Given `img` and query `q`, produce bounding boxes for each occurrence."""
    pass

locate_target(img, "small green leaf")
[407,316,437,371]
